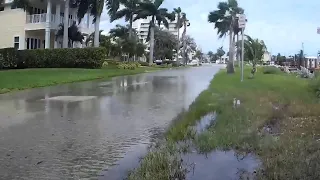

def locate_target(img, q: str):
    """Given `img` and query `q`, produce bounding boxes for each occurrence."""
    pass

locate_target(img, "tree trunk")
[182,22,187,65]
[63,0,69,48]
[227,26,235,73]
[129,15,133,40]
[176,26,180,63]
[94,15,100,47]
[149,26,154,66]
[236,34,240,67]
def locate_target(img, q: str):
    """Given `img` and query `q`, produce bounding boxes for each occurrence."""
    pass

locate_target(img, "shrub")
[105,59,120,66]
[117,62,137,70]
[309,77,320,98]
[262,66,282,74]
[172,61,180,67]
[138,61,149,66]
[0,48,20,69]
[0,47,106,69]
[102,61,108,68]
[18,48,105,69]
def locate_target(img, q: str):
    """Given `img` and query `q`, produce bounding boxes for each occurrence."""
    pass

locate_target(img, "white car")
[154,60,163,65]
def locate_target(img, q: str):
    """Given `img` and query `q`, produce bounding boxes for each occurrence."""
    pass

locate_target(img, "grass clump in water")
[127,142,188,180]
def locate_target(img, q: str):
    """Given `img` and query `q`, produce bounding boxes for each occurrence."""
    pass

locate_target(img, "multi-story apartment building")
[0,0,94,50]
[132,16,181,43]
[133,16,195,61]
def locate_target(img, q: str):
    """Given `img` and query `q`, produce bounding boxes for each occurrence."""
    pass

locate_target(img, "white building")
[262,51,271,64]
[0,0,94,50]
[132,16,182,43]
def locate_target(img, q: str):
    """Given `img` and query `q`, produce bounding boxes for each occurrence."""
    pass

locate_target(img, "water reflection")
[0,66,221,179]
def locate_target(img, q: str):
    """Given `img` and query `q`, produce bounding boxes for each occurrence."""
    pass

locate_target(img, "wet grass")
[0,66,162,94]
[129,68,320,180]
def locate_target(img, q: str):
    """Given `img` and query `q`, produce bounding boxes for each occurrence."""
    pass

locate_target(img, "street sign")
[238,14,246,29]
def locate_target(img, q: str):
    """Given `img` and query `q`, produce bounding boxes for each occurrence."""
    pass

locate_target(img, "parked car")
[154,60,163,65]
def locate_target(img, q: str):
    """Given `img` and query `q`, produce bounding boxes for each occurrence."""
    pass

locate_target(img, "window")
[35,39,38,49]
[38,39,41,49]
[14,36,19,49]
[30,38,34,49]
[26,38,30,49]
[0,6,4,11]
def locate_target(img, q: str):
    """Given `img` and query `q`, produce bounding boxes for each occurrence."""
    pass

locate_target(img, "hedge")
[0,47,106,69]
[0,48,19,69]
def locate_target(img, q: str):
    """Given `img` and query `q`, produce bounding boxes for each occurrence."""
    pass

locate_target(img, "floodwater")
[0,65,221,180]
[185,150,261,180]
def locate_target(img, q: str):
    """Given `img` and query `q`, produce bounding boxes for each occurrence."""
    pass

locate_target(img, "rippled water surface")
[0,66,221,179]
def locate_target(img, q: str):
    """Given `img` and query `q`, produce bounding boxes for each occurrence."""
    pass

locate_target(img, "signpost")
[238,14,246,82]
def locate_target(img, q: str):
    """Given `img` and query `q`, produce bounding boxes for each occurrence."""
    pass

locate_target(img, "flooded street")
[0,66,221,180]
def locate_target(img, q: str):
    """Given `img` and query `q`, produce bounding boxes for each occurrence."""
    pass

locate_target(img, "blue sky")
[100,0,320,56]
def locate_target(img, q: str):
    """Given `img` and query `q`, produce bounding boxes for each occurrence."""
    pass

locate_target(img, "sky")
[99,0,320,56]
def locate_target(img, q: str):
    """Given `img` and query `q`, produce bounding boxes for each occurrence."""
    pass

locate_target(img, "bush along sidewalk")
[128,68,320,180]
[0,47,106,69]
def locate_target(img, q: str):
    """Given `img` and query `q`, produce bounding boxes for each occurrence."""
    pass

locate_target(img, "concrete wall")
[0,4,26,49]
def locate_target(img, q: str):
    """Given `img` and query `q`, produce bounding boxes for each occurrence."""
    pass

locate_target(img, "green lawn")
[0,66,161,94]
[129,67,320,180]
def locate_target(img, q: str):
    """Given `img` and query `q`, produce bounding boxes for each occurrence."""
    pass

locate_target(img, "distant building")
[262,51,271,64]
[132,16,182,43]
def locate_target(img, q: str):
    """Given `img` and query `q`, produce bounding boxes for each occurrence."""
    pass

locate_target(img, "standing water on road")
[0,66,221,179]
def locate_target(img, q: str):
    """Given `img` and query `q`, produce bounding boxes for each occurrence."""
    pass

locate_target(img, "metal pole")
[241,28,244,82]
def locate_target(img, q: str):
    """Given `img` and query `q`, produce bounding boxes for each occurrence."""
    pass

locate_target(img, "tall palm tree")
[56,23,84,48]
[77,0,121,47]
[180,12,190,65]
[208,0,244,73]
[111,0,140,40]
[134,0,175,66]
[174,7,182,63]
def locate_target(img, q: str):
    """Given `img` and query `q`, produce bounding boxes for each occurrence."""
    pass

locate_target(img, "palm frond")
[154,0,164,9]
[106,0,120,18]
[111,8,131,21]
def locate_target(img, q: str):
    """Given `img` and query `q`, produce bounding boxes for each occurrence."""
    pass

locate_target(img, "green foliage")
[116,62,140,70]
[102,61,109,68]
[0,48,19,69]
[18,47,105,69]
[104,59,120,66]
[138,61,149,66]
[0,47,105,69]
[309,77,320,98]
[262,66,282,74]
[154,28,178,60]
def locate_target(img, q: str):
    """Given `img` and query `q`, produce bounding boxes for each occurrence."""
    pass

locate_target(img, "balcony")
[25,13,93,34]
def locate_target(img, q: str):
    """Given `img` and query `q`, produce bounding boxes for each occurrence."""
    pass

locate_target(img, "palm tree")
[243,35,266,76]
[174,7,182,63]
[56,23,84,48]
[208,51,214,62]
[85,30,103,47]
[181,12,190,65]
[208,0,244,73]
[111,0,140,40]
[216,46,225,62]
[134,0,175,66]
[77,0,121,47]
